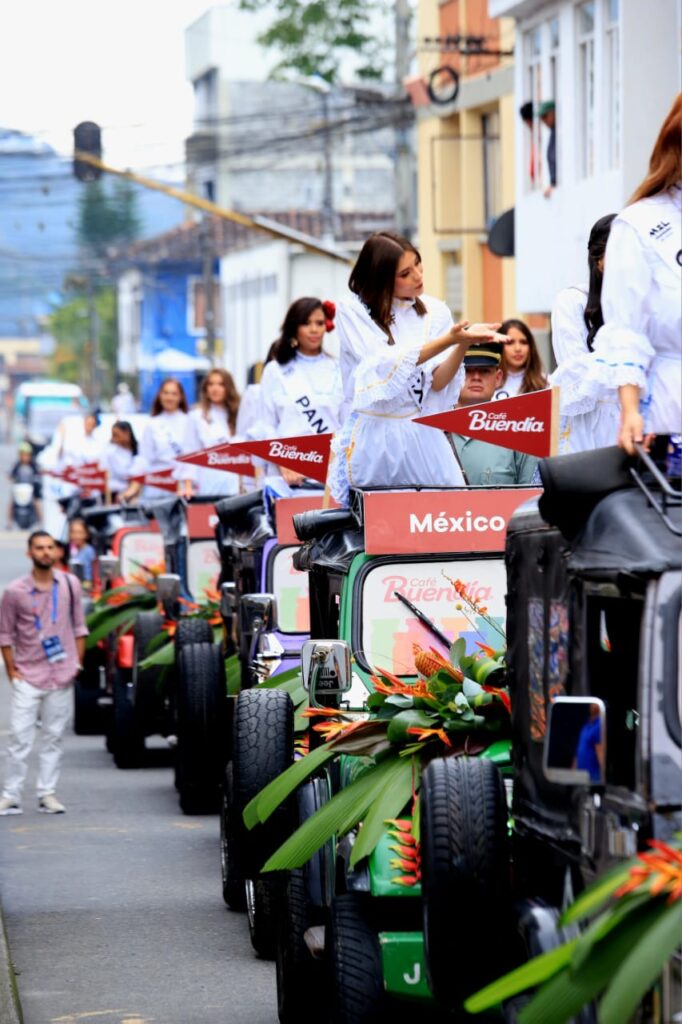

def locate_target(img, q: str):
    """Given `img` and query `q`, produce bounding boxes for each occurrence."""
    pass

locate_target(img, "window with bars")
[604,0,621,170]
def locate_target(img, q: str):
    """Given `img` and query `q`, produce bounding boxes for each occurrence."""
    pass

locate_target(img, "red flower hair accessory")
[322,300,336,333]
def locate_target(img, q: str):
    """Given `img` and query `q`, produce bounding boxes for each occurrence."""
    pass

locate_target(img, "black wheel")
[220,763,246,911]
[420,756,511,1010]
[111,669,145,768]
[132,610,165,732]
[176,642,227,814]
[276,778,331,1023]
[232,688,294,873]
[246,877,283,960]
[329,894,386,1024]
[73,646,105,735]
[175,616,213,651]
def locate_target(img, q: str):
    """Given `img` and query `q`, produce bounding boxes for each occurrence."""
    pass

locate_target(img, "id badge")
[42,635,67,664]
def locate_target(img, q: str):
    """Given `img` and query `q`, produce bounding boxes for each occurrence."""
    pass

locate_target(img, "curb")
[0,895,22,1024]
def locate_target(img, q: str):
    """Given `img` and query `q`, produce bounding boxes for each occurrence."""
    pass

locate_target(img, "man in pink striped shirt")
[0,531,88,815]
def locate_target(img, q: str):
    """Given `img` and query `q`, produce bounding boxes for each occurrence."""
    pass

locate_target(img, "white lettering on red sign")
[268,441,324,464]
[207,452,251,467]
[467,410,545,433]
[409,511,506,535]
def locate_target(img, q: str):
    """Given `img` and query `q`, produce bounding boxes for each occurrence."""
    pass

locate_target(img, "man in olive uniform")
[450,343,539,486]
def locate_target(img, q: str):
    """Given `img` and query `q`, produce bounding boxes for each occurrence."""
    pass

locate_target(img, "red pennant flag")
[129,467,178,493]
[224,433,333,484]
[414,388,560,458]
[75,469,108,492]
[175,441,256,478]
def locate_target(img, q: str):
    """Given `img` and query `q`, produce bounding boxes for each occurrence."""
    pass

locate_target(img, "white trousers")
[2,678,73,802]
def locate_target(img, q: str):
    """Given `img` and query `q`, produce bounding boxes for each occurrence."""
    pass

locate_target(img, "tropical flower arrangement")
[243,618,511,876]
[465,837,682,1024]
[85,560,165,647]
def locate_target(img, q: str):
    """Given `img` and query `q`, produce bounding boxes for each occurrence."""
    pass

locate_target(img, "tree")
[48,286,117,399]
[239,0,391,83]
[77,179,142,255]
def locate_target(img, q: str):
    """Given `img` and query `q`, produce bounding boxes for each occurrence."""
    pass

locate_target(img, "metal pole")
[394,0,413,239]
[320,89,335,243]
[87,275,100,408]
[199,215,217,362]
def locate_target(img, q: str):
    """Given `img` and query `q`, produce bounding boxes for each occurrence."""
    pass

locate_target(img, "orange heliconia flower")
[162,621,177,637]
[614,840,682,904]
[313,718,368,743]
[300,707,351,719]
[481,684,512,715]
[406,726,452,747]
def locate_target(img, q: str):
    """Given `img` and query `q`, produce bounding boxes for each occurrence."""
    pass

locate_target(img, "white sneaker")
[38,794,65,814]
[0,797,22,816]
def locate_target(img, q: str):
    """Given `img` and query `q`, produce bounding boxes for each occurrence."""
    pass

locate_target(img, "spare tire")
[132,610,165,732]
[420,756,511,1010]
[176,641,227,813]
[175,616,213,652]
[232,688,294,874]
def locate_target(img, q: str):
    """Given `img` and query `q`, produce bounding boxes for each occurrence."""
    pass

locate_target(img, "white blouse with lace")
[329,292,465,504]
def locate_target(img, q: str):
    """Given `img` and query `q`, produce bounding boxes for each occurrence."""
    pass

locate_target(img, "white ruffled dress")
[549,285,620,454]
[552,187,681,443]
[329,293,465,505]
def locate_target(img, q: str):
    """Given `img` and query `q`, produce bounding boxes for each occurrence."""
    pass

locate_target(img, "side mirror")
[301,640,352,696]
[99,554,120,581]
[220,581,237,618]
[544,696,607,786]
[240,594,278,634]
[257,632,285,660]
[155,573,181,605]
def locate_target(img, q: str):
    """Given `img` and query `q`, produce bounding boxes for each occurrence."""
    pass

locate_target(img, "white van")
[13,381,87,449]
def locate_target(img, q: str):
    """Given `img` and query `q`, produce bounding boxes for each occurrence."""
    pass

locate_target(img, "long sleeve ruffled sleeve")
[337,300,424,413]
[551,287,588,366]
[591,219,656,390]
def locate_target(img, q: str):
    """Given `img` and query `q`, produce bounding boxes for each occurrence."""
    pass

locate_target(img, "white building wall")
[492,0,681,311]
[220,243,351,387]
[117,269,142,375]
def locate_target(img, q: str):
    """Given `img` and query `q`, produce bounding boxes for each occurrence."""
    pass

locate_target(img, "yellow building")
[415,1,530,334]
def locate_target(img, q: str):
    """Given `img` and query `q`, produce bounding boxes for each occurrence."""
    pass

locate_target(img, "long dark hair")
[629,92,682,204]
[150,378,189,416]
[198,368,240,434]
[112,420,138,456]
[498,319,547,393]
[584,214,616,350]
[349,231,426,343]
[272,297,325,365]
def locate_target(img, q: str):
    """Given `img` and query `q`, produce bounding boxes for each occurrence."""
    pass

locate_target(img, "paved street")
[0,447,277,1024]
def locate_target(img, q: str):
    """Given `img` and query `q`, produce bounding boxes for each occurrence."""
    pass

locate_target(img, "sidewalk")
[0,895,22,1024]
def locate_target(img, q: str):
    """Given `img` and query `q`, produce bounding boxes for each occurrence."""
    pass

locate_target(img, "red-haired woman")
[330,231,507,504]
[258,297,343,490]
[591,93,682,452]
[181,369,241,497]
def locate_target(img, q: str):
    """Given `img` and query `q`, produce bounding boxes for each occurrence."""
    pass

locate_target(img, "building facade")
[489,0,681,312]
[415,1,518,330]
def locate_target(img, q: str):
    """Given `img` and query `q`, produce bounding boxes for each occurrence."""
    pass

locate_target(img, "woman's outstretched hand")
[462,322,508,343]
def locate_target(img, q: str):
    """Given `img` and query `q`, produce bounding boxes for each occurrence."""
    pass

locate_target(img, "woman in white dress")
[181,369,242,498]
[494,319,547,400]
[99,421,142,502]
[329,231,508,505]
[123,378,188,500]
[592,94,681,453]
[259,297,344,491]
[548,214,618,453]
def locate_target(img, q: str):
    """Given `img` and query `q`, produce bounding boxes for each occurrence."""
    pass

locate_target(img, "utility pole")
[87,274,100,408]
[199,215,217,363]
[320,86,335,244]
[394,0,414,239]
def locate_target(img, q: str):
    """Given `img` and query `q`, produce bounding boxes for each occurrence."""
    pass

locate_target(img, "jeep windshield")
[354,556,507,678]
[271,546,310,634]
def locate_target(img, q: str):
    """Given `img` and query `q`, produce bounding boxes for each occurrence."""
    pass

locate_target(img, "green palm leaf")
[262,753,404,872]
[598,901,682,1024]
[464,939,578,1013]
[243,741,336,830]
[260,666,302,689]
[86,606,145,646]
[349,755,417,867]
[517,900,670,1024]
[560,859,634,926]
[138,640,174,669]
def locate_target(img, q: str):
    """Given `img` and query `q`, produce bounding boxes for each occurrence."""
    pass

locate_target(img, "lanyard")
[31,580,59,634]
